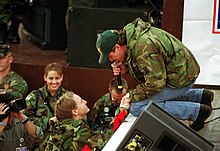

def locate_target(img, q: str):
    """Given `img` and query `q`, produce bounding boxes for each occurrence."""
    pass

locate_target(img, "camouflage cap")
[0,44,11,58]
[96,30,119,64]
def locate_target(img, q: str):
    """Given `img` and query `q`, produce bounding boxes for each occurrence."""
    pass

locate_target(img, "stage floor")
[10,24,67,66]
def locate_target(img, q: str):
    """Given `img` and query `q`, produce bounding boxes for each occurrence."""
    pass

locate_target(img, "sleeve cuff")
[0,122,7,127]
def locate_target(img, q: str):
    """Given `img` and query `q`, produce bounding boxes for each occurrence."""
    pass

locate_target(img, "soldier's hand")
[120,99,130,110]
[111,61,128,75]
[120,93,130,109]
[50,117,57,123]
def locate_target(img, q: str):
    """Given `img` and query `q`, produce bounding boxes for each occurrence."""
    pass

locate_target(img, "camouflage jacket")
[45,108,128,151]
[124,18,200,102]
[89,93,119,130]
[23,85,66,135]
[0,70,28,99]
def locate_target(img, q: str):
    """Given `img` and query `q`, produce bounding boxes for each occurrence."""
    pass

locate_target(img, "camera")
[92,105,118,132]
[7,97,27,112]
[0,91,27,117]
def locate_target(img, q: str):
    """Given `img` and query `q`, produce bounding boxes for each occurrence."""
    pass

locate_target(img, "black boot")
[201,89,214,109]
[0,23,8,44]
[8,19,20,44]
[189,104,212,131]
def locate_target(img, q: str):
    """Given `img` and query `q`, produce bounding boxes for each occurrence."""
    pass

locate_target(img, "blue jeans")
[130,82,203,121]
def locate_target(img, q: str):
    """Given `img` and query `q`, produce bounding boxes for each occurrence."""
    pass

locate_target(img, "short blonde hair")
[55,91,77,120]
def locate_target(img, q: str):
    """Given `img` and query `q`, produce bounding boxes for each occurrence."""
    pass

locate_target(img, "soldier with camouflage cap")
[96,18,214,131]
[0,44,28,99]
[45,91,130,151]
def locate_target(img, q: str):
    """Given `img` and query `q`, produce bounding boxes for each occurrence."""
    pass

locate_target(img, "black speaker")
[66,6,149,69]
[74,0,130,8]
[95,0,129,8]
[103,101,216,151]
[22,0,68,50]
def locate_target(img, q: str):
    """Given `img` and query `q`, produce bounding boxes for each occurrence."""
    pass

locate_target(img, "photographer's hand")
[13,111,37,136]
[0,103,9,115]
[12,111,25,121]
[0,103,9,133]
[0,103,9,122]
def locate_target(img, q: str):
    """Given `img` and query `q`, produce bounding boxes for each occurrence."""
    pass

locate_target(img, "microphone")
[117,73,123,93]
[113,61,123,93]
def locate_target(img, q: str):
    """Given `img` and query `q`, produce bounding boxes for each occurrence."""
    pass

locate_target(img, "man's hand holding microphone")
[111,61,131,109]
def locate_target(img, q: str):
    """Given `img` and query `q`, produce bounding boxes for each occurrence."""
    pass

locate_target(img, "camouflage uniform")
[124,18,200,102]
[22,85,67,149]
[90,93,119,131]
[0,70,28,99]
[45,108,128,151]
[119,18,204,120]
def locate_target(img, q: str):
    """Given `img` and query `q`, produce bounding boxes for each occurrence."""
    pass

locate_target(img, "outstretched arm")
[112,93,130,132]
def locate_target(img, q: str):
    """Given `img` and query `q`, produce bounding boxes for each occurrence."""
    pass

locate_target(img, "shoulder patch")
[26,94,32,101]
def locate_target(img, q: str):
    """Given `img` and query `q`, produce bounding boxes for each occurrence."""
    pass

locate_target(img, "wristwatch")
[21,116,29,125]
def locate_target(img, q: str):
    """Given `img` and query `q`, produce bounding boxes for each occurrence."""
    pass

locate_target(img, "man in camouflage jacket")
[45,91,130,151]
[0,44,28,99]
[96,18,214,131]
